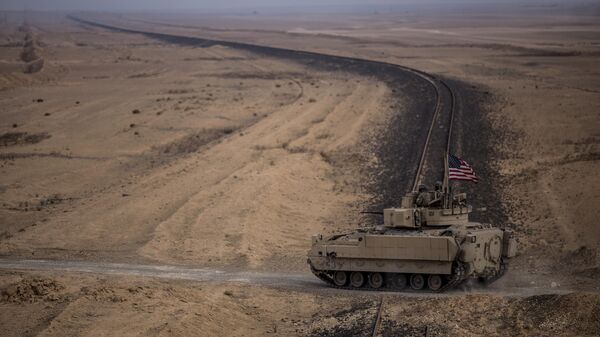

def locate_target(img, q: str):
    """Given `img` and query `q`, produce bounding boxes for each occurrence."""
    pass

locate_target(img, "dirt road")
[0,258,316,287]
[0,258,582,298]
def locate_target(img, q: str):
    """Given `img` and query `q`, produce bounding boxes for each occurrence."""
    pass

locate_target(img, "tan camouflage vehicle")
[307,188,517,291]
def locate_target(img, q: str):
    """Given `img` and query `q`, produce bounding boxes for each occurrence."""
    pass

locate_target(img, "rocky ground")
[2,271,599,337]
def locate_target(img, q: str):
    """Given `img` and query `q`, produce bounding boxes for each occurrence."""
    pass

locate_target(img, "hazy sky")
[3,0,396,11]
[0,0,565,12]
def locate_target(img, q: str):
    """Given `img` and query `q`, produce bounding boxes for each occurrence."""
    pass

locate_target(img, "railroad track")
[372,297,385,337]
[411,77,456,192]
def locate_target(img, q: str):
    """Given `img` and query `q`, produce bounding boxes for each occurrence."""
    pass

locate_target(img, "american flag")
[448,154,478,182]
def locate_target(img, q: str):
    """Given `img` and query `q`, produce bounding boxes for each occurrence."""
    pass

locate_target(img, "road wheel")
[350,272,365,288]
[333,271,347,286]
[427,274,443,291]
[392,274,408,290]
[410,274,425,290]
[369,272,384,289]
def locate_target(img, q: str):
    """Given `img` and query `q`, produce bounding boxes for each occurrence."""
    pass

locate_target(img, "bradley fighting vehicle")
[307,165,517,292]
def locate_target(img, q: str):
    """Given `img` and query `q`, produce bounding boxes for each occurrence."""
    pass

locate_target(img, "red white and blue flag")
[448,154,478,183]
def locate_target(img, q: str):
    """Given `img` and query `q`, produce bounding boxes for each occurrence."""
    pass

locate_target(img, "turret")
[383,189,472,229]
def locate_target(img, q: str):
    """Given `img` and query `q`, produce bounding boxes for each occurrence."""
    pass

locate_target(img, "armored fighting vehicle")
[307,185,517,291]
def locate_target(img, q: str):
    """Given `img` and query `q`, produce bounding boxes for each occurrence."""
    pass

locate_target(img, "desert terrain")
[0,3,599,336]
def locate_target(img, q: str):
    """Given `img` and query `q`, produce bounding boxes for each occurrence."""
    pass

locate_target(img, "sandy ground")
[0,6,599,337]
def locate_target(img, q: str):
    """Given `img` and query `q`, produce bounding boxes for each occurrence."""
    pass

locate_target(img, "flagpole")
[443,153,449,209]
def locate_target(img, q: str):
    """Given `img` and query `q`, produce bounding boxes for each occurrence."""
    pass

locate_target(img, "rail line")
[410,78,455,192]
[372,297,385,337]
[413,78,456,190]
[441,80,456,157]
